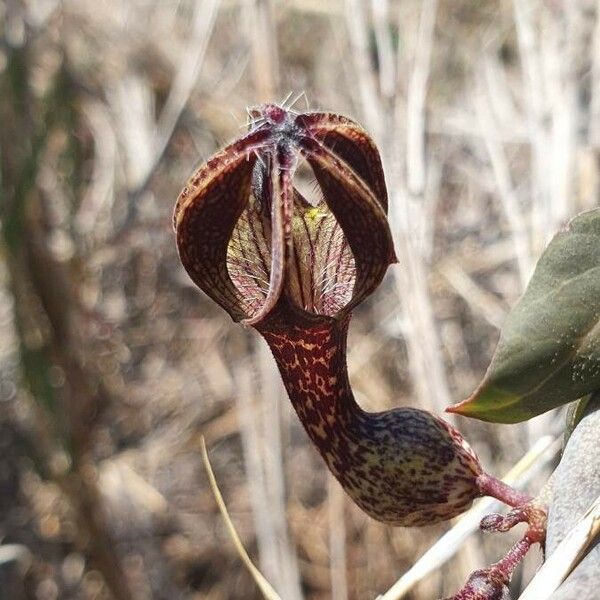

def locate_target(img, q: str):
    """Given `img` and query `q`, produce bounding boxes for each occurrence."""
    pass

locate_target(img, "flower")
[174,103,396,326]
[173,105,546,595]
[173,103,483,528]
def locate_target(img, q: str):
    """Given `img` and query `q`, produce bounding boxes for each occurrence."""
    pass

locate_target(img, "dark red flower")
[174,104,396,326]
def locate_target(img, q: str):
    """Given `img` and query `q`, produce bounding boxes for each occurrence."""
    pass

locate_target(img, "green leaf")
[448,209,600,423]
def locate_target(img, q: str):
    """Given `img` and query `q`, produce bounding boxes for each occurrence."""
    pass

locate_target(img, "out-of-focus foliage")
[0,1,598,599]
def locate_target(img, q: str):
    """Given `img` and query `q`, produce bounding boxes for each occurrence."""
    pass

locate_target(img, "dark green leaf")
[448,209,600,423]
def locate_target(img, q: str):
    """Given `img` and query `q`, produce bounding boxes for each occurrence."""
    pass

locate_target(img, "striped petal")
[174,129,268,322]
[296,113,397,311]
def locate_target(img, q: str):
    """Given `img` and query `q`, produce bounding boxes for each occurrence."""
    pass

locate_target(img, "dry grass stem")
[200,436,283,600]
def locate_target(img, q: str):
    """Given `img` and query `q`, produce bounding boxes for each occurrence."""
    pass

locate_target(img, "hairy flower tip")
[174,104,397,325]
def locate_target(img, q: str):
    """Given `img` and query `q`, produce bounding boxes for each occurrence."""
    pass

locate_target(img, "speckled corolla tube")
[173,103,545,596]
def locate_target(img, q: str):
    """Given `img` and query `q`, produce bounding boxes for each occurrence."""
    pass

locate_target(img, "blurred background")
[0,1,598,599]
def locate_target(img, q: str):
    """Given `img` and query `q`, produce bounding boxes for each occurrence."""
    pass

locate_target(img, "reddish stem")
[445,536,534,600]
[492,535,534,578]
[476,472,532,507]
